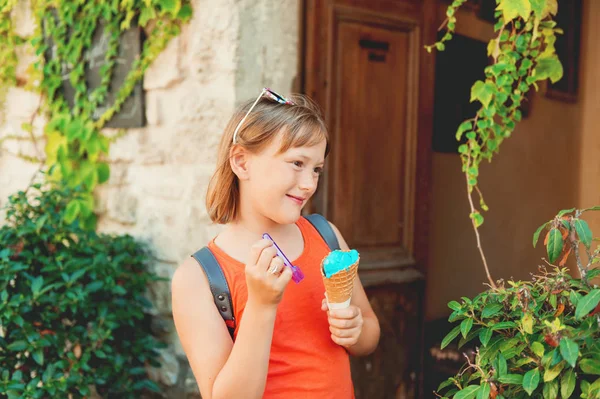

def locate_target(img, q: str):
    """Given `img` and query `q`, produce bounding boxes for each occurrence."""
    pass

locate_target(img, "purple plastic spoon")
[262,233,304,283]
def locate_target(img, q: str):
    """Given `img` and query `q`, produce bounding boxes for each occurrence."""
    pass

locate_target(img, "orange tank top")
[208,217,354,398]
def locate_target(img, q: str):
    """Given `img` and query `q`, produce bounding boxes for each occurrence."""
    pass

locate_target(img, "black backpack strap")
[191,247,236,339]
[305,213,340,251]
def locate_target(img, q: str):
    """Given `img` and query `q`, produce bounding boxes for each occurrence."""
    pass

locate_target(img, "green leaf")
[97,163,110,184]
[543,362,564,382]
[448,301,462,311]
[543,380,558,399]
[461,318,474,339]
[523,368,541,395]
[498,374,523,385]
[547,228,563,263]
[497,0,532,22]
[470,80,495,107]
[31,276,44,296]
[482,303,503,318]
[559,338,579,368]
[575,289,600,319]
[480,328,493,346]
[441,325,461,349]
[455,123,472,141]
[177,3,193,20]
[470,211,484,228]
[533,222,549,248]
[7,341,28,351]
[557,208,576,217]
[454,385,480,399]
[498,353,507,376]
[32,349,44,366]
[477,383,491,399]
[64,200,81,224]
[580,359,600,375]
[492,321,517,330]
[560,369,575,398]
[531,342,545,358]
[522,313,534,334]
[574,219,592,249]
[534,55,564,84]
[542,0,558,18]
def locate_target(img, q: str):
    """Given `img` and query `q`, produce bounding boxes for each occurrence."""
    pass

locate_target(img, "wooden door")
[302,0,436,397]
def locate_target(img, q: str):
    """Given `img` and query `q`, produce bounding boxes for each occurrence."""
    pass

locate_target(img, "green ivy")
[0,0,192,229]
[427,0,563,228]
[0,182,165,398]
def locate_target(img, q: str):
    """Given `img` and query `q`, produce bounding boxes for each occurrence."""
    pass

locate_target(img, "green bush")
[436,209,600,399]
[0,183,164,398]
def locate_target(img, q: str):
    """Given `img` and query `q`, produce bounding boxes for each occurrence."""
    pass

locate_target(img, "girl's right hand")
[245,239,293,308]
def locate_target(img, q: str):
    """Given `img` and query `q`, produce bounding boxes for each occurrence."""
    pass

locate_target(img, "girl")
[171,88,380,399]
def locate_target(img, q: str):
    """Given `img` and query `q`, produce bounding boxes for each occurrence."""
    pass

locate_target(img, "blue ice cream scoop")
[322,249,359,278]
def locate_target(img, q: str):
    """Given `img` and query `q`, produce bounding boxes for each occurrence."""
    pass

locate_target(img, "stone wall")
[0,1,300,397]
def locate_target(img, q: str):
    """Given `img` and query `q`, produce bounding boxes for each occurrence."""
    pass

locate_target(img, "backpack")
[191,214,340,339]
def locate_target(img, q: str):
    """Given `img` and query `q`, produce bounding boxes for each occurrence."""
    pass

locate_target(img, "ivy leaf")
[547,228,563,263]
[456,121,473,141]
[574,219,592,249]
[542,0,558,18]
[497,0,532,22]
[64,200,81,225]
[561,369,576,398]
[97,163,110,184]
[470,80,495,108]
[530,0,546,18]
[448,301,462,311]
[559,338,579,368]
[454,385,480,399]
[523,368,540,395]
[441,325,461,349]
[575,289,600,319]
[534,55,564,84]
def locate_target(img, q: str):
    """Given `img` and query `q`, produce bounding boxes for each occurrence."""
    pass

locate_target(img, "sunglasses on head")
[232,88,295,145]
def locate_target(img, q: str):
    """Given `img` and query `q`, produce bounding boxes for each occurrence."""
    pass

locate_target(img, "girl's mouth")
[286,194,305,205]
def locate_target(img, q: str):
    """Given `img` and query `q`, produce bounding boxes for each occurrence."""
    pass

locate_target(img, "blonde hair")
[206,93,329,224]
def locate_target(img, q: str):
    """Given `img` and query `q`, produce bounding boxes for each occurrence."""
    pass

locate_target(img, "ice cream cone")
[321,258,359,310]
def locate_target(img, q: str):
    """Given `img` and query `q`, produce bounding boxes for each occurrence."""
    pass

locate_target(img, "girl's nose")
[298,170,318,192]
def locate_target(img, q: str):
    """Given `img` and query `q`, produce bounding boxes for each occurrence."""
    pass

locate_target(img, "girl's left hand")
[321,298,364,348]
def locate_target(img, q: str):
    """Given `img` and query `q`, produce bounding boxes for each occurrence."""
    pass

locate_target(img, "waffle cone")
[321,259,359,308]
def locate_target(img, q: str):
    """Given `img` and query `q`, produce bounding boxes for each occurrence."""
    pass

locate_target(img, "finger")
[267,256,284,276]
[328,306,361,320]
[257,246,277,271]
[274,265,293,290]
[321,298,328,311]
[330,325,361,338]
[328,315,362,330]
[247,239,273,267]
[331,335,358,348]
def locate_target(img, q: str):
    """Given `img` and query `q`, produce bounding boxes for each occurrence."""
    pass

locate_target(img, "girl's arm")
[323,222,381,357]
[172,240,292,399]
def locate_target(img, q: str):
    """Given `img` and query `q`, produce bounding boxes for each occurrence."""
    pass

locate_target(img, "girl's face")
[245,133,327,225]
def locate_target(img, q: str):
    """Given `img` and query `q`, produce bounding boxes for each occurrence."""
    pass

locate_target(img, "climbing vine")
[0,0,192,229]
[427,0,564,287]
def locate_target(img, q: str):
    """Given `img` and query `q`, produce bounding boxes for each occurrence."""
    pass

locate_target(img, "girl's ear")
[229,145,251,181]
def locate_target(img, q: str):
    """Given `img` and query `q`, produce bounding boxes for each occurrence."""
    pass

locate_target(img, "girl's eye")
[314,167,323,175]
[293,161,303,168]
